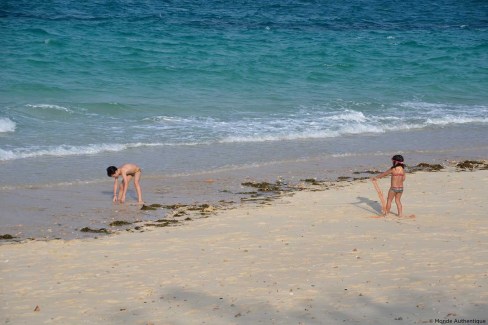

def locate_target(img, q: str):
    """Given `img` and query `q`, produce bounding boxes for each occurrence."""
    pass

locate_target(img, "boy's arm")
[112,178,118,202]
[120,173,129,202]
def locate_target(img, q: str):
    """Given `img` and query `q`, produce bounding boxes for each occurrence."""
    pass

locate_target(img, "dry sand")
[1,168,487,324]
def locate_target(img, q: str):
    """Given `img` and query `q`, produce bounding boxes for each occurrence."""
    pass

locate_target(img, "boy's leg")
[120,175,133,202]
[134,172,143,203]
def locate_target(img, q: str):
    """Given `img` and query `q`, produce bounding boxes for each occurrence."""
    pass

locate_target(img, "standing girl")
[372,155,406,217]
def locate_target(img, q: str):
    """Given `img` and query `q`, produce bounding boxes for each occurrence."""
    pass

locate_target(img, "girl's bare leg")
[385,190,395,216]
[395,193,403,217]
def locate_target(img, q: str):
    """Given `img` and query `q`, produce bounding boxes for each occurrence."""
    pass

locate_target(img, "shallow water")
[1,124,487,241]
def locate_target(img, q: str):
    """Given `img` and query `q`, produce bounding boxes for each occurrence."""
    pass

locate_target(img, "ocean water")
[1,1,488,239]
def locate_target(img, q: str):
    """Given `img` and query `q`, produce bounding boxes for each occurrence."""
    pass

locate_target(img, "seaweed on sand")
[145,219,179,227]
[80,227,110,234]
[353,170,380,175]
[239,180,296,204]
[241,181,282,192]
[140,204,161,211]
[109,220,132,227]
[455,160,488,170]
[301,178,323,186]
[410,163,444,172]
[162,204,188,210]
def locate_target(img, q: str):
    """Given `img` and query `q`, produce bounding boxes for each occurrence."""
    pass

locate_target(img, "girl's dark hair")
[107,166,118,177]
[391,155,405,169]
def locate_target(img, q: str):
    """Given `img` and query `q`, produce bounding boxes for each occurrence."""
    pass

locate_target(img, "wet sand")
[1,164,487,324]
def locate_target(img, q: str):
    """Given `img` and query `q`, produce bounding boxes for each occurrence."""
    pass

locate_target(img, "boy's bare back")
[117,163,141,176]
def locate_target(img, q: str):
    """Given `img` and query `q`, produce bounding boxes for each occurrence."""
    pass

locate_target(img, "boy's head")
[107,166,118,177]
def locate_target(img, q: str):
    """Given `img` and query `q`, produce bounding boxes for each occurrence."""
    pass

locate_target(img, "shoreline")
[1,161,487,324]
[1,159,487,244]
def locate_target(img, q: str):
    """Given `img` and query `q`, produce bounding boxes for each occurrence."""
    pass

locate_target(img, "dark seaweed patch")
[155,219,179,224]
[80,227,109,234]
[302,179,323,185]
[0,234,16,240]
[174,211,187,217]
[187,203,210,210]
[162,204,188,210]
[241,181,281,192]
[238,180,297,204]
[353,170,379,175]
[410,163,444,172]
[187,204,215,213]
[109,220,132,227]
[145,219,179,227]
[140,205,158,211]
[456,160,488,170]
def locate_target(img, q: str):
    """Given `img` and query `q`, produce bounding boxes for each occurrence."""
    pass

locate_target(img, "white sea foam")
[143,115,188,123]
[0,118,16,133]
[220,131,337,144]
[133,102,488,145]
[220,126,384,144]
[26,104,73,113]
[425,116,488,126]
[3,101,487,160]
[217,106,487,144]
[0,143,140,161]
[0,149,16,160]
[0,141,205,161]
[331,151,388,158]
[327,110,367,122]
[399,101,488,115]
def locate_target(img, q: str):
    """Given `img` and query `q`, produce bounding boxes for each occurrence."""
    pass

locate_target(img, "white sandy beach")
[1,168,487,325]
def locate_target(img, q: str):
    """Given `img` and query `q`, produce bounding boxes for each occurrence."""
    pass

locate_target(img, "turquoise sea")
[1,1,487,238]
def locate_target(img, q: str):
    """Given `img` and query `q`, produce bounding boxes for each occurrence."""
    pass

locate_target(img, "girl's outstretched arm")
[371,169,392,180]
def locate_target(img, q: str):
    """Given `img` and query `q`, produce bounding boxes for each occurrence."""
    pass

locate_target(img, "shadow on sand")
[107,285,487,325]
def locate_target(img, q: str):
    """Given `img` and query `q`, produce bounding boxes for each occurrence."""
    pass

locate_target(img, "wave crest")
[0,143,136,161]
[0,118,16,133]
[26,104,73,113]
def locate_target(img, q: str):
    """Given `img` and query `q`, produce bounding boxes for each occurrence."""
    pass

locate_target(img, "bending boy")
[106,163,143,203]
